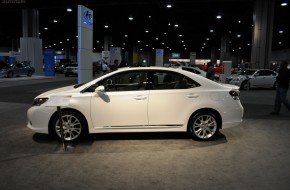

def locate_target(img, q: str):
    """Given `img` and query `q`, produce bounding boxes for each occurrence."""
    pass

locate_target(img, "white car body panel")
[27,66,244,137]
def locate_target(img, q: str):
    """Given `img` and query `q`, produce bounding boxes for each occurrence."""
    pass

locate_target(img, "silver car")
[227,69,278,90]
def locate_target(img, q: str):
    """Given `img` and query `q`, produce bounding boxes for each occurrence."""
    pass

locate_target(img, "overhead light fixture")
[128,16,133,20]
[67,8,72,12]
[216,13,222,19]
[281,0,288,6]
[145,30,149,33]
[53,19,58,23]
[210,29,214,33]
[104,25,109,28]
[174,24,179,27]
[44,27,48,30]
[166,4,172,8]
[279,30,284,34]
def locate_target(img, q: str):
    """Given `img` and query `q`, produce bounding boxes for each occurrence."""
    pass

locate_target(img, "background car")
[64,63,78,77]
[0,61,35,78]
[27,67,243,142]
[227,69,278,90]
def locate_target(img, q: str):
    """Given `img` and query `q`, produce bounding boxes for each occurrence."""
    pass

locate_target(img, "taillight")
[229,90,240,100]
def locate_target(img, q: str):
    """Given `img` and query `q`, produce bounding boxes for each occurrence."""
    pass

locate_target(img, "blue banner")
[44,49,55,76]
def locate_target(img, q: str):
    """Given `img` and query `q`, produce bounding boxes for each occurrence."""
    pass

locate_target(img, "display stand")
[44,96,72,151]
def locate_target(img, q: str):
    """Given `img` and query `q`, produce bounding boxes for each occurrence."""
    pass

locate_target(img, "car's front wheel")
[27,70,32,77]
[241,80,249,90]
[51,110,88,142]
[7,71,13,78]
[188,111,220,141]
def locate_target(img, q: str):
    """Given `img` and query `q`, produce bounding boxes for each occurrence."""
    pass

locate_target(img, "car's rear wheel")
[241,80,249,90]
[51,110,88,142]
[188,111,219,141]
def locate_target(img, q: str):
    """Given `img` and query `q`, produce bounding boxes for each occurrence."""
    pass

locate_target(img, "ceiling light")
[237,34,241,38]
[216,13,222,19]
[125,34,128,37]
[44,27,48,30]
[278,42,282,44]
[166,4,172,8]
[67,8,72,12]
[129,16,133,20]
[67,39,69,41]
[206,38,209,40]
[104,25,109,28]
[279,30,284,34]
[210,29,214,33]
[137,40,141,43]
[174,24,179,27]
[53,19,58,23]
[145,30,149,33]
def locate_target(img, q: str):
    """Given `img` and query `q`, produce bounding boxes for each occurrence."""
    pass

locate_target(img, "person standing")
[206,61,215,80]
[270,61,290,115]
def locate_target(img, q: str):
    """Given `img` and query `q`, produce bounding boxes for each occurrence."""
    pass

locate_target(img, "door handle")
[187,93,199,98]
[134,96,147,100]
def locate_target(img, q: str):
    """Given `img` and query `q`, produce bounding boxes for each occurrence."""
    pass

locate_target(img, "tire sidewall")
[51,110,88,142]
[188,111,219,141]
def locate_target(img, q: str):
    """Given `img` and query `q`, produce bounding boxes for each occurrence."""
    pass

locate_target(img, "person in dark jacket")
[206,61,215,80]
[270,61,290,115]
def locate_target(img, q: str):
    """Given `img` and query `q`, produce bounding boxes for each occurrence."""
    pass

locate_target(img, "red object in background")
[202,65,207,71]
[215,66,223,74]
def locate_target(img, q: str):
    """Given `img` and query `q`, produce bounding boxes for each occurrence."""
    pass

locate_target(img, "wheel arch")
[48,108,89,135]
[187,108,222,131]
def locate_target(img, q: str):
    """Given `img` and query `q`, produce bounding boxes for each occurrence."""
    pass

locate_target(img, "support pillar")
[220,35,231,64]
[20,8,42,75]
[250,0,274,69]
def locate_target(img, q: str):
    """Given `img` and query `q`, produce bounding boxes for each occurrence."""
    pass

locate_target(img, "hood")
[36,85,77,98]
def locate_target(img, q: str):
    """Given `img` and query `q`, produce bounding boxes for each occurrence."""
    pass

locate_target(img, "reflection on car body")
[27,66,244,142]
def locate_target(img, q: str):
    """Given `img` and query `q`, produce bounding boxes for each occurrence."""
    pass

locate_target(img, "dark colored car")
[0,62,35,78]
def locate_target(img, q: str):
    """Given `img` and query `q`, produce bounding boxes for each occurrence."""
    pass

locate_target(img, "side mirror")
[95,85,105,94]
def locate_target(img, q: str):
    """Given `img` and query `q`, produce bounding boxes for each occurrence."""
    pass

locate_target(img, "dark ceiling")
[0,0,289,59]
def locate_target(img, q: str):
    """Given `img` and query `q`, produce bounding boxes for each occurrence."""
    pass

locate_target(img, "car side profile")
[0,61,35,78]
[227,69,278,90]
[27,67,244,142]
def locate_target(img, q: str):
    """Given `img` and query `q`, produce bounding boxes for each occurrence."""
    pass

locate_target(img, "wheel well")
[48,108,88,135]
[187,108,222,131]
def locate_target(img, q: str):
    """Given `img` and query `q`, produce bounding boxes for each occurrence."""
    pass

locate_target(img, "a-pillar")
[250,0,274,69]
[20,8,43,75]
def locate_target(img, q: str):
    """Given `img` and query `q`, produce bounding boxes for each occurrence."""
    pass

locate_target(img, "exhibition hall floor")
[0,75,290,190]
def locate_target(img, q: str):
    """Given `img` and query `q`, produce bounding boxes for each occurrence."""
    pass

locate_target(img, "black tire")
[188,111,220,141]
[273,81,277,89]
[7,71,13,78]
[51,110,88,142]
[241,80,249,90]
[27,70,32,77]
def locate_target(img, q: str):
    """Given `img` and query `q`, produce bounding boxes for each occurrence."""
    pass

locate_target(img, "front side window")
[151,70,200,90]
[86,71,148,92]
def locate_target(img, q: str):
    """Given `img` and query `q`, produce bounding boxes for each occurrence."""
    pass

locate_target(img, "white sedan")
[227,69,278,90]
[27,67,244,142]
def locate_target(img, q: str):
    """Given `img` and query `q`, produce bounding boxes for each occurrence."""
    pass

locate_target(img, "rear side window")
[151,70,200,90]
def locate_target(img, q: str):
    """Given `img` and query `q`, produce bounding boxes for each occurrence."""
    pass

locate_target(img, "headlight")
[32,98,49,106]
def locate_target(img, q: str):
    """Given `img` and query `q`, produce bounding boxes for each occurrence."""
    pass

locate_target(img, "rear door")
[147,70,201,126]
